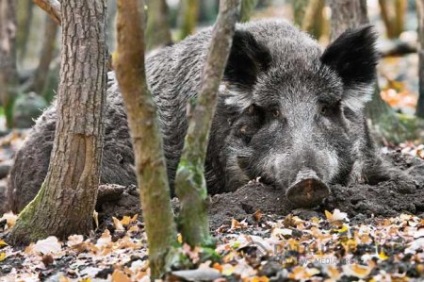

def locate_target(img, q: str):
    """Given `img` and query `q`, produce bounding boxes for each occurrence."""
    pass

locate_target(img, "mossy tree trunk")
[328,0,410,143]
[114,0,177,279]
[417,0,424,118]
[175,0,241,247]
[31,16,58,96]
[146,0,172,50]
[0,0,18,129]
[7,0,107,245]
[178,0,199,40]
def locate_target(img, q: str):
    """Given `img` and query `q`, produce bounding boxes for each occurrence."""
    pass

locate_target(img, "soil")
[95,151,424,230]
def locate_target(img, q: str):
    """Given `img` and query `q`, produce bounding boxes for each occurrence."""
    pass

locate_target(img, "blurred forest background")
[1,0,424,148]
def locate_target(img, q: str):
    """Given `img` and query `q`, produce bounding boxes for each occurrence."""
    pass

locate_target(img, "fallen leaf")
[33,236,61,255]
[111,269,131,282]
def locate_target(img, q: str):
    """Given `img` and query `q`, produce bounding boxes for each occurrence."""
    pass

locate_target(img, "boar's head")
[206,25,378,208]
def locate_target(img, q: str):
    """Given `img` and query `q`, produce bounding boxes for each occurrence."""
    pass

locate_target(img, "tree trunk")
[178,0,199,40]
[293,0,309,27]
[31,16,58,96]
[417,0,424,118]
[379,0,406,39]
[240,0,258,22]
[301,0,325,40]
[8,0,107,245]
[328,0,410,143]
[328,0,368,40]
[175,0,240,247]
[0,0,18,129]
[146,0,173,50]
[115,0,177,279]
[16,0,34,66]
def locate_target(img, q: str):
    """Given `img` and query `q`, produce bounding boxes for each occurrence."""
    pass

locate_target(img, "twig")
[33,0,61,25]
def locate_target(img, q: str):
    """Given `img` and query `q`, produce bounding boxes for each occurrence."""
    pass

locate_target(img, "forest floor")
[0,134,423,281]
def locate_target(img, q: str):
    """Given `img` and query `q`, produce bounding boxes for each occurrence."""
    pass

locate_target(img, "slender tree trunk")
[379,0,406,39]
[8,0,107,245]
[146,0,172,50]
[115,0,177,279]
[302,0,325,39]
[394,0,407,37]
[175,0,241,247]
[293,0,309,27]
[240,0,258,22]
[328,0,409,143]
[0,0,18,129]
[31,16,58,96]
[16,0,34,66]
[417,0,424,118]
[178,0,199,40]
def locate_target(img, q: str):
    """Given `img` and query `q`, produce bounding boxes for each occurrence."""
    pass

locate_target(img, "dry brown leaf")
[111,269,132,282]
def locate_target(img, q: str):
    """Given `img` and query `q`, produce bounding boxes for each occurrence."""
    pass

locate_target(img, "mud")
[69,152,424,230]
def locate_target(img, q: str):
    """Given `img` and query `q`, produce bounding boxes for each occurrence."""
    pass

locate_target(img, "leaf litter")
[0,209,423,281]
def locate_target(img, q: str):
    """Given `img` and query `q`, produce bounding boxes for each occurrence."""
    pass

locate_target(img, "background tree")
[379,0,407,39]
[8,0,107,245]
[240,0,258,22]
[146,0,173,50]
[328,0,412,143]
[16,0,34,66]
[114,0,177,278]
[175,0,241,247]
[417,0,424,118]
[0,0,18,129]
[30,16,58,96]
[293,0,327,40]
[178,0,200,40]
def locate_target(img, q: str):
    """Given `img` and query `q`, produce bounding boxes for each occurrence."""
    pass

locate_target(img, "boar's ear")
[321,25,378,109]
[224,30,272,89]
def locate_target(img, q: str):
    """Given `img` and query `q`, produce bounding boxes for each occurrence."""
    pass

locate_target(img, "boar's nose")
[286,168,330,208]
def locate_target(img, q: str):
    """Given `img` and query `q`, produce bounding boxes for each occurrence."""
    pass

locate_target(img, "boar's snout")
[286,168,330,208]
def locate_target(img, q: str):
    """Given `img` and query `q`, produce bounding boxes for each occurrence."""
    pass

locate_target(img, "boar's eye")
[319,101,341,117]
[272,109,280,118]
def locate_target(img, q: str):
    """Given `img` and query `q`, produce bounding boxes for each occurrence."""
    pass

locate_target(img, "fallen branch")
[33,0,61,25]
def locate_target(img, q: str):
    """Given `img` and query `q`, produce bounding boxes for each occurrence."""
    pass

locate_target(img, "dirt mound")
[93,152,424,229]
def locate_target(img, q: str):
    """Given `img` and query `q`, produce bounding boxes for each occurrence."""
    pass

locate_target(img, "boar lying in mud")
[6,20,413,213]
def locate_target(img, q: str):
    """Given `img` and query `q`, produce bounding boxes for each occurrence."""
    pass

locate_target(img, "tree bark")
[175,0,240,247]
[417,0,424,118]
[146,0,173,50]
[328,0,410,143]
[0,0,18,129]
[328,0,368,41]
[8,0,107,245]
[16,0,34,65]
[115,0,177,279]
[178,0,199,40]
[31,16,58,96]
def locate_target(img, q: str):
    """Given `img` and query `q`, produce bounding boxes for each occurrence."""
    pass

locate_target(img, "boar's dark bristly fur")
[4,20,413,213]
